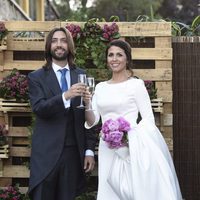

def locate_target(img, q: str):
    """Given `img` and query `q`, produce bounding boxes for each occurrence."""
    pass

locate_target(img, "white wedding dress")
[85,78,182,200]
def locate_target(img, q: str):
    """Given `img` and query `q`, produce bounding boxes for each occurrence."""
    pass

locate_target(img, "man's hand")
[84,156,95,173]
[64,82,85,100]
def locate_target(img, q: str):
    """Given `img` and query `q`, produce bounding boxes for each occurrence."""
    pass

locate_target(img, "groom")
[28,27,96,200]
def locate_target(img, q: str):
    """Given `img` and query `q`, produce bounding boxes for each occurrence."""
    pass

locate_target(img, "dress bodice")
[91,78,154,128]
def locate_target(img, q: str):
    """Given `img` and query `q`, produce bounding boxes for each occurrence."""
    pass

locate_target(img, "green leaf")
[191,15,200,29]
[109,15,120,22]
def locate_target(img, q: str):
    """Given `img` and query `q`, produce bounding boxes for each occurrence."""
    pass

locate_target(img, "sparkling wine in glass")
[86,77,95,111]
[77,74,87,108]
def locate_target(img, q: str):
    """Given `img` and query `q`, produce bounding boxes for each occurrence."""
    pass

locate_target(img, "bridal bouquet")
[101,117,131,149]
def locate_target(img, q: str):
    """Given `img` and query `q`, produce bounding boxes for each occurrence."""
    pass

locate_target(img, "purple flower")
[0,69,29,101]
[101,117,131,149]
[117,117,131,132]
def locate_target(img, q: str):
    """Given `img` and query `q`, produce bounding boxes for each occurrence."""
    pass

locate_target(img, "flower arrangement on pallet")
[0,69,29,102]
[0,69,30,112]
[66,18,120,69]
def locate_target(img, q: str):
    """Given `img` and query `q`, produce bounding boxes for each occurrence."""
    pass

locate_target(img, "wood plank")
[9,146,31,157]
[157,90,172,102]
[7,40,45,51]
[155,37,172,48]
[163,127,173,138]
[133,68,172,81]
[4,61,44,70]
[4,51,13,62]
[163,114,173,126]
[0,145,9,158]
[0,178,12,186]
[12,138,29,145]
[155,61,172,69]
[132,48,172,60]
[156,82,172,91]
[164,103,172,113]
[8,127,30,137]
[5,21,61,31]
[2,165,30,178]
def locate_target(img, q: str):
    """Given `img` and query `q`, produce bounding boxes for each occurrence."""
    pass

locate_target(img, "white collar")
[52,62,70,73]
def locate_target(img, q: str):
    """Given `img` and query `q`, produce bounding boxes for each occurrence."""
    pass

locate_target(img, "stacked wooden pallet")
[0,21,173,190]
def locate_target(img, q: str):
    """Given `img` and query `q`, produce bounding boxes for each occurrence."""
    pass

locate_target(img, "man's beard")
[51,48,68,61]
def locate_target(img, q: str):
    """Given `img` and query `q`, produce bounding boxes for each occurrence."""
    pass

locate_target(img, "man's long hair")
[43,27,75,69]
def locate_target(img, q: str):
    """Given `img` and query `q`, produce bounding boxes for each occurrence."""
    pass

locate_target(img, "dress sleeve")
[135,80,155,123]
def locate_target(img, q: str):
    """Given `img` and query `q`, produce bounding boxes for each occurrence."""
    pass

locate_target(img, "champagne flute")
[86,77,95,111]
[77,74,87,108]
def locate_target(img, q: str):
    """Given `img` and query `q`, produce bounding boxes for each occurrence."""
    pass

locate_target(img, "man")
[28,27,96,200]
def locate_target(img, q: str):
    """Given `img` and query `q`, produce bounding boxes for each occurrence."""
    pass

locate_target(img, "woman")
[84,39,182,200]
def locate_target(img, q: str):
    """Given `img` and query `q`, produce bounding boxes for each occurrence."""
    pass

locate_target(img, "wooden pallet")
[151,98,163,113]
[0,144,9,159]
[0,98,31,112]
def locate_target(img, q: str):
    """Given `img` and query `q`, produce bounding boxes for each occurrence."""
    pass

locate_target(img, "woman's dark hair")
[105,39,133,76]
[44,27,75,69]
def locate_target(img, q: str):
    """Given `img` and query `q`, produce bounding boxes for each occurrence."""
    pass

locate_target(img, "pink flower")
[117,117,131,132]
[101,117,131,149]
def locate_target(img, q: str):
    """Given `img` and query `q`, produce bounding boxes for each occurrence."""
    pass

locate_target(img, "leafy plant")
[0,69,29,102]
[172,15,200,36]
[66,17,120,69]
[0,21,8,41]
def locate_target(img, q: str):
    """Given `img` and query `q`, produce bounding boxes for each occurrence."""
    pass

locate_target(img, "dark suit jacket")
[28,65,96,194]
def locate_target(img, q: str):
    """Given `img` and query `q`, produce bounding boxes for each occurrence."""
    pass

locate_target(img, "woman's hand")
[83,87,92,108]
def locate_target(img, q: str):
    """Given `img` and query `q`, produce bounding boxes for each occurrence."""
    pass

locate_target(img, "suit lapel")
[70,67,78,86]
[45,67,61,95]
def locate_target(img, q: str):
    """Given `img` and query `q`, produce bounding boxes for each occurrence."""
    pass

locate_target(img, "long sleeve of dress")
[134,80,155,123]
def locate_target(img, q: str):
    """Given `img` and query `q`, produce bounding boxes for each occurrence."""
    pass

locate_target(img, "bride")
[84,39,182,200]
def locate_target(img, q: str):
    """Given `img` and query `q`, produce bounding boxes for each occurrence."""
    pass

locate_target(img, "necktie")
[59,68,68,92]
